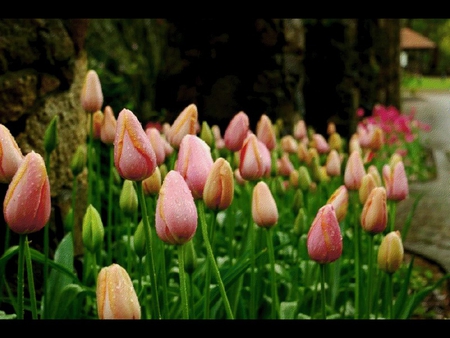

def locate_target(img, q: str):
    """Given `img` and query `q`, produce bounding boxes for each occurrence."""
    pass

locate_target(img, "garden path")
[397,90,450,273]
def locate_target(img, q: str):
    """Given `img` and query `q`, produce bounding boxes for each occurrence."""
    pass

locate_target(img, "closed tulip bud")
[166,104,198,149]
[203,157,234,210]
[96,263,141,319]
[368,126,384,151]
[383,161,409,201]
[155,170,197,245]
[389,153,403,168]
[296,142,309,163]
[224,111,250,152]
[234,168,247,185]
[280,135,298,154]
[0,124,24,183]
[292,188,304,212]
[114,109,157,181]
[327,185,348,222]
[81,69,103,113]
[311,133,330,154]
[211,125,225,150]
[119,180,138,218]
[256,114,276,151]
[277,153,295,177]
[133,220,146,258]
[289,169,300,188]
[100,106,117,145]
[142,166,162,196]
[252,181,278,228]
[326,149,341,177]
[183,239,198,274]
[82,204,105,253]
[3,151,51,234]
[328,132,343,152]
[91,110,104,139]
[293,119,307,140]
[307,204,343,264]
[327,121,336,135]
[71,145,86,177]
[377,230,404,274]
[344,150,366,190]
[176,135,214,199]
[146,127,166,166]
[368,165,382,187]
[349,133,362,154]
[293,207,307,236]
[361,187,387,234]
[359,173,377,205]
[44,115,58,155]
[298,165,312,192]
[200,120,215,148]
[239,134,271,181]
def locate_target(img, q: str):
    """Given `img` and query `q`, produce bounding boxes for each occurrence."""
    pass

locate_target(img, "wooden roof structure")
[401,27,436,50]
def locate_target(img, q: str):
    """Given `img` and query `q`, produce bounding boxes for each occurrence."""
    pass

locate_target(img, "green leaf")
[0,310,17,320]
[280,301,297,319]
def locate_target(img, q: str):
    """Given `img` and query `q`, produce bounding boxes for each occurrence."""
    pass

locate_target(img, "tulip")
[367,165,382,187]
[293,119,307,140]
[311,133,330,154]
[239,134,271,181]
[325,149,341,177]
[344,150,366,190]
[91,110,104,139]
[119,180,139,218]
[256,114,276,151]
[175,134,214,199]
[327,121,336,135]
[96,263,141,319]
[298,165,312,192]
[4,151,51,234]
[280,135,298,154]
[114,108,157,181]
[142,166,162,196]
[0,124,24,183]
[70,144,86,177]
[360,187,387,234]
[326,185,348,222]
[224,111,250,152]
[166,103,198,149]
[82,204,105,253]
[146,127,166,166]
[349,133,362,154]
[44,115,58,155]
[382,160,409,201]
[276,153,295,177]
[200,120,215,148]
[100,106,117,145]
[155,170,197,245]
[307,204,343,264]
[211,124,225,150]
[81,69,103,113]
[203,157,234,210]
[252,181,278,228]
[359,173,377,205]
[328,132,343,152]
[377,230,404,274]
[368,125,384,151]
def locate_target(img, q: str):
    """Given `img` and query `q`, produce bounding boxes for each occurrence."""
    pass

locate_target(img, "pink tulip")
[344,150,366,190]
[211,125,225,150]
[307,204,343,264]
[293,119,307,140]
[165,104,198,149]
[256,114,276,151]
[276,153,295,177]
[175,134,214,199]
[311,133,330,154]
[224,111,250,152]
[326,185,348,222]
[146,127,166,166]
[114,109,157,181]
[203,157,234,210]
[81,69,103,113]
[0,124,24,183]
[280,135,298,154]
[91,110,104,139]
[239,134,271,181]
[325,149,341,177]
[3,151,51,234]
[100,106,117,145]
[382,160,409,201]
[96,263,141,319]
[252,181,278,228]
[155,170,197,245]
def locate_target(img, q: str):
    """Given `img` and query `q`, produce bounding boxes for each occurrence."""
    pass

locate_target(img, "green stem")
[351,191,361,319]
[136,182,161,319]
[389,200,397,233]
[265,227,279,319]
[367,234,374,318]
[107,146,114,265]
[320,263,327,319]
[198,200,234,319]
[24,235,38,319]
[17,235,25,319]
[386,273,394,319]
[203,210,217,319]
[43,152,51,319]
[87,113,94,206]
[178,244,189,319]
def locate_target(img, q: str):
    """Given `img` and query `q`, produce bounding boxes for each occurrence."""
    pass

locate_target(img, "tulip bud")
[155,170,197,245]
[70,145,86,177]
[133,219,146,258]
[252,181,278,228]
[293,119,307,140]
[0,124,24,183]
[256,114,276,151]
[360,187,388,234]
[326,149,341,177]
[328,132,343,152]
[166,104,198,149]
[368,165,382,187]
[377,230,404,274]
[311,133,330,154]
[142,166,162,196]
[280,135,298,154]
[224,111,250,152]
[298,166,312,192]
[289,169,300,188]
[200,120,215,148]
[100,106,117,145]
[293,207,307,236]
[44,115,58,155]
[307,204,343,264]
[146,127,166,166]
[119,180,139,218]
[292,188,304,212]
[277,153,295,177]
[344,150,366,190]
[3,151,51,234]
[91,110,104,139]
[359,173,377,205]
[382,160,409,201]
[81,69,103,113]
[96,263,141,319]
[239,134,271,181]
[326,185,348,222]
[203,157,234,210]
[183,239,198,274]
[114,109,157,181]
[82,204,105,253]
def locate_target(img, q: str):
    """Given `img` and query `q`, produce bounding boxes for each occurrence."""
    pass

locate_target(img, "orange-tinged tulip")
[175,134,214,199]
[146,127,166,166]
[239,134,271,181]
[91,110,104,139]
[0,124,24,183]
[155,170,197,245]
[349,133,362,154]
[165,103,198,149]
[311,133,330,154]
[368,165,382,187]
[224,111,250,152]
[256,114,276,151]
[359,173,377,205]
[280,135,298,154]
[211,124,225,150]
[326,149,341,177]
[96,263,141,319]
[360,187,387,234]
[81,69,103,113]
[328,132,343,152]
[327,121,336,135]
[344,150,366,190]
[368,126,384,151]
[277,153,295,177]
[3,151,51,234]
[142,166,162,196]
[307,204,343,264]
[327,185,348,222]
[377,230,404,274]
[203,157,234,210]
[382,160,409,201]
[114,109,157,181]
[293,119,307,140]
[252,181,278,228]
[100,106,117,145]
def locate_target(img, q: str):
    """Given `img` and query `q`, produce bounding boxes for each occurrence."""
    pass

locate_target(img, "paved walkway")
[396,90,450,273]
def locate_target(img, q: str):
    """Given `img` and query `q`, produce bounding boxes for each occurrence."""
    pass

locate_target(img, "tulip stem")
[198,201,234,319]
[136,182,162,319]
[203,210,217,319]
[177,244,189,319]
[43,151,51,319]
[386,273,394,319]
[88,113,94,206]
[351,191,361,319]
[265,227,279,319]
[367,234,375,318]
[17,234,25,319]
[24,235,38,319]
[320,263,327,319]
[388,200,397,233]
[107,146,114,265]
